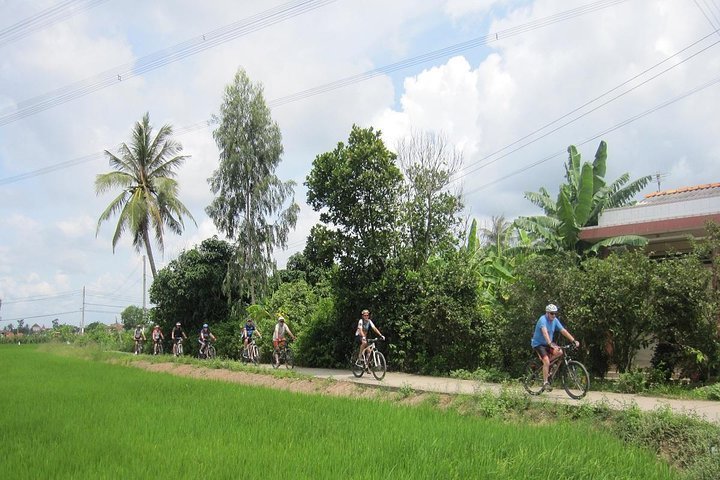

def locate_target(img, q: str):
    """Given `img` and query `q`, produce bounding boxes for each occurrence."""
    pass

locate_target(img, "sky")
[1,0,718,329]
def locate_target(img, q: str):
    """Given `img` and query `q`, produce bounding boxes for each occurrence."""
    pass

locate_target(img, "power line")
[267,0,631,108]
[0,290,81,304]
[0,0,339,127]
[694,0,720,32]
[0,310,81,322]
[0,152,103,186]
[85,302,128,308]
[464,75,720,196]
[0,0,110,48]
[85,290,142,303]
[0,0,632,186]
[449,31,720,184]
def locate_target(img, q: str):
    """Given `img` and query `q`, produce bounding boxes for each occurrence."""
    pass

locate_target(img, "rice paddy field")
[0,345,678,479]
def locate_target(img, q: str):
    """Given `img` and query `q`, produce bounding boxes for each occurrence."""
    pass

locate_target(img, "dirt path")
[128,360,720,423]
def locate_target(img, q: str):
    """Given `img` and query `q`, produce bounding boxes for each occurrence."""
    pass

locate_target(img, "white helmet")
[545,304,558,313]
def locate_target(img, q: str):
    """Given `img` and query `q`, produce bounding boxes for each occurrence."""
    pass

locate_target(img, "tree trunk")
[143,229,158,279]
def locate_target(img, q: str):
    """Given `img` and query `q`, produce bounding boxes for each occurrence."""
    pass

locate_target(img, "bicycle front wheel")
[285,348,294,369]
[272,349,280,369]
[350,352,364,377]
[207,346,216,359]
[563,360,590,399]
[370,351,386,380]
[177,343,183,356]
[158,343,164,355]
[522,358,544,395]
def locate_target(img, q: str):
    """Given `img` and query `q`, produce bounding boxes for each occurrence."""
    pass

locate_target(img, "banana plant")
[515,141,651,256]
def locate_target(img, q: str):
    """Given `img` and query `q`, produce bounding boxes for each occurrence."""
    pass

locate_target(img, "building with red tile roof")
[579,182,720,255]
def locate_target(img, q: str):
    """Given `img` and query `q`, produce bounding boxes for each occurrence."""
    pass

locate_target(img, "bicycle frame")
[524,344,590,399]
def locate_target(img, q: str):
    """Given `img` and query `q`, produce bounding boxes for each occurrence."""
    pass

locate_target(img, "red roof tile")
[644,182,720,198]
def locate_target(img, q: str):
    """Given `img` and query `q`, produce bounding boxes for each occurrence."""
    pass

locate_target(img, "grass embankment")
[0,345,676,479]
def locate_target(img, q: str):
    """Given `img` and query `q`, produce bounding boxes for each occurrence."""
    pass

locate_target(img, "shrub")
[616,370,647,394]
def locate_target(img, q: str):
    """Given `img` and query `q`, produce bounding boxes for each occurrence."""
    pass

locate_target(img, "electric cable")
[0,0,110,48]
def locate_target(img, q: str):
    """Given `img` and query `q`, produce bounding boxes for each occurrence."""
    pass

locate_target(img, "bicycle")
[242,338,261,365]
[152,339,164,355]
[351,338,386,381]
[522,344,590,399]
[173,338,184,357]
[271,339,294,369]
[133,339,144,355]
[198,340,216,360]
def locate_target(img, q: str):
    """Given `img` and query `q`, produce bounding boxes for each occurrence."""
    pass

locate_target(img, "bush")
[695,383,720,401]
[450,367,510,383]
[616,370,647,394]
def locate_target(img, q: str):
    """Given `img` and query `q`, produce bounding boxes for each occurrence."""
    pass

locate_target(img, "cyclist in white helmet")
[530,304,580,391]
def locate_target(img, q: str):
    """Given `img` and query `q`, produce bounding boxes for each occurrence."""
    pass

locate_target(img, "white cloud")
[1,0,718,326]
[56,215,95,238]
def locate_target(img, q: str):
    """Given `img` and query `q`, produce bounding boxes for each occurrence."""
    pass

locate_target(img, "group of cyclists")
[130,304,577,395]
[131,316,298,360]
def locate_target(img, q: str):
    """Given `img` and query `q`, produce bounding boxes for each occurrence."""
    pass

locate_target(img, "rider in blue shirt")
[241,318,261,355]
[531,304,579,391]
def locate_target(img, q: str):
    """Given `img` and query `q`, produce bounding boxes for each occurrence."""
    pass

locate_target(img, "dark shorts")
[174,337,182,344]
[355,335,365,346]
[534,345,554,359]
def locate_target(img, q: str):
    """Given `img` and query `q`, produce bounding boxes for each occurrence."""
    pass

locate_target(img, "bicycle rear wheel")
[370,351,386,380]
[522,358,544,395]
[562,360,590,399]
[350,352,364,377]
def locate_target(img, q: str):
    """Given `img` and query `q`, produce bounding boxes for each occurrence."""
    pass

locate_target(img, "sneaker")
[543,381,552,392]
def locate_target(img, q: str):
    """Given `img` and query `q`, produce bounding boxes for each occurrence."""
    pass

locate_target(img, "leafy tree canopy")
[149,236,233,335]
[206,68,298,304]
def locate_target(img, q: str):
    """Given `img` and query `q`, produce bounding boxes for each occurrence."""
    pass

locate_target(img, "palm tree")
[479,214,514,256]
[515,141,650,255]
[95,112,196,278]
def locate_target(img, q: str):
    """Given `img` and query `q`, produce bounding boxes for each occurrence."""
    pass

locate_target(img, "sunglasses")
[547,312,557,316]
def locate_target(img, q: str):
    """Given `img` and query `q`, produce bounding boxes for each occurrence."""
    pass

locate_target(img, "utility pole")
[654,172,669,192]
[143,255,147,323]
[80,286,85,334]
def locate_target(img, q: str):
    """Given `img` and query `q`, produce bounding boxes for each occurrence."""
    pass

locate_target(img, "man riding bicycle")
[272,316,296,351]
[531,304,580,391]
[198,323,217,356]
[241,318,261,357]
[133,324,146,355]
[355,309,384,367]
[151,324,164,355]
[171,322,187,356]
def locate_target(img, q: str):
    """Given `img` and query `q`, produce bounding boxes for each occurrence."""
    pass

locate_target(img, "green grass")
[0,345,678,479]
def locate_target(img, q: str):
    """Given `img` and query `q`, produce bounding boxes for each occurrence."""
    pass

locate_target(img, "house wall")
[600,195,720,227]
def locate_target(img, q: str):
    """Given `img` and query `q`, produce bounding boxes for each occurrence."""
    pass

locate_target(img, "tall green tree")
[515,141,650,255]
[206,68,299,305]
[149,236,233,338]
[306,125,403,283]
[120,305,145,330]
[95,112,196,278]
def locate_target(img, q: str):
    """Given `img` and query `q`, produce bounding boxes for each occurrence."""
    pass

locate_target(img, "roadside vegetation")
[1,345,689,479]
